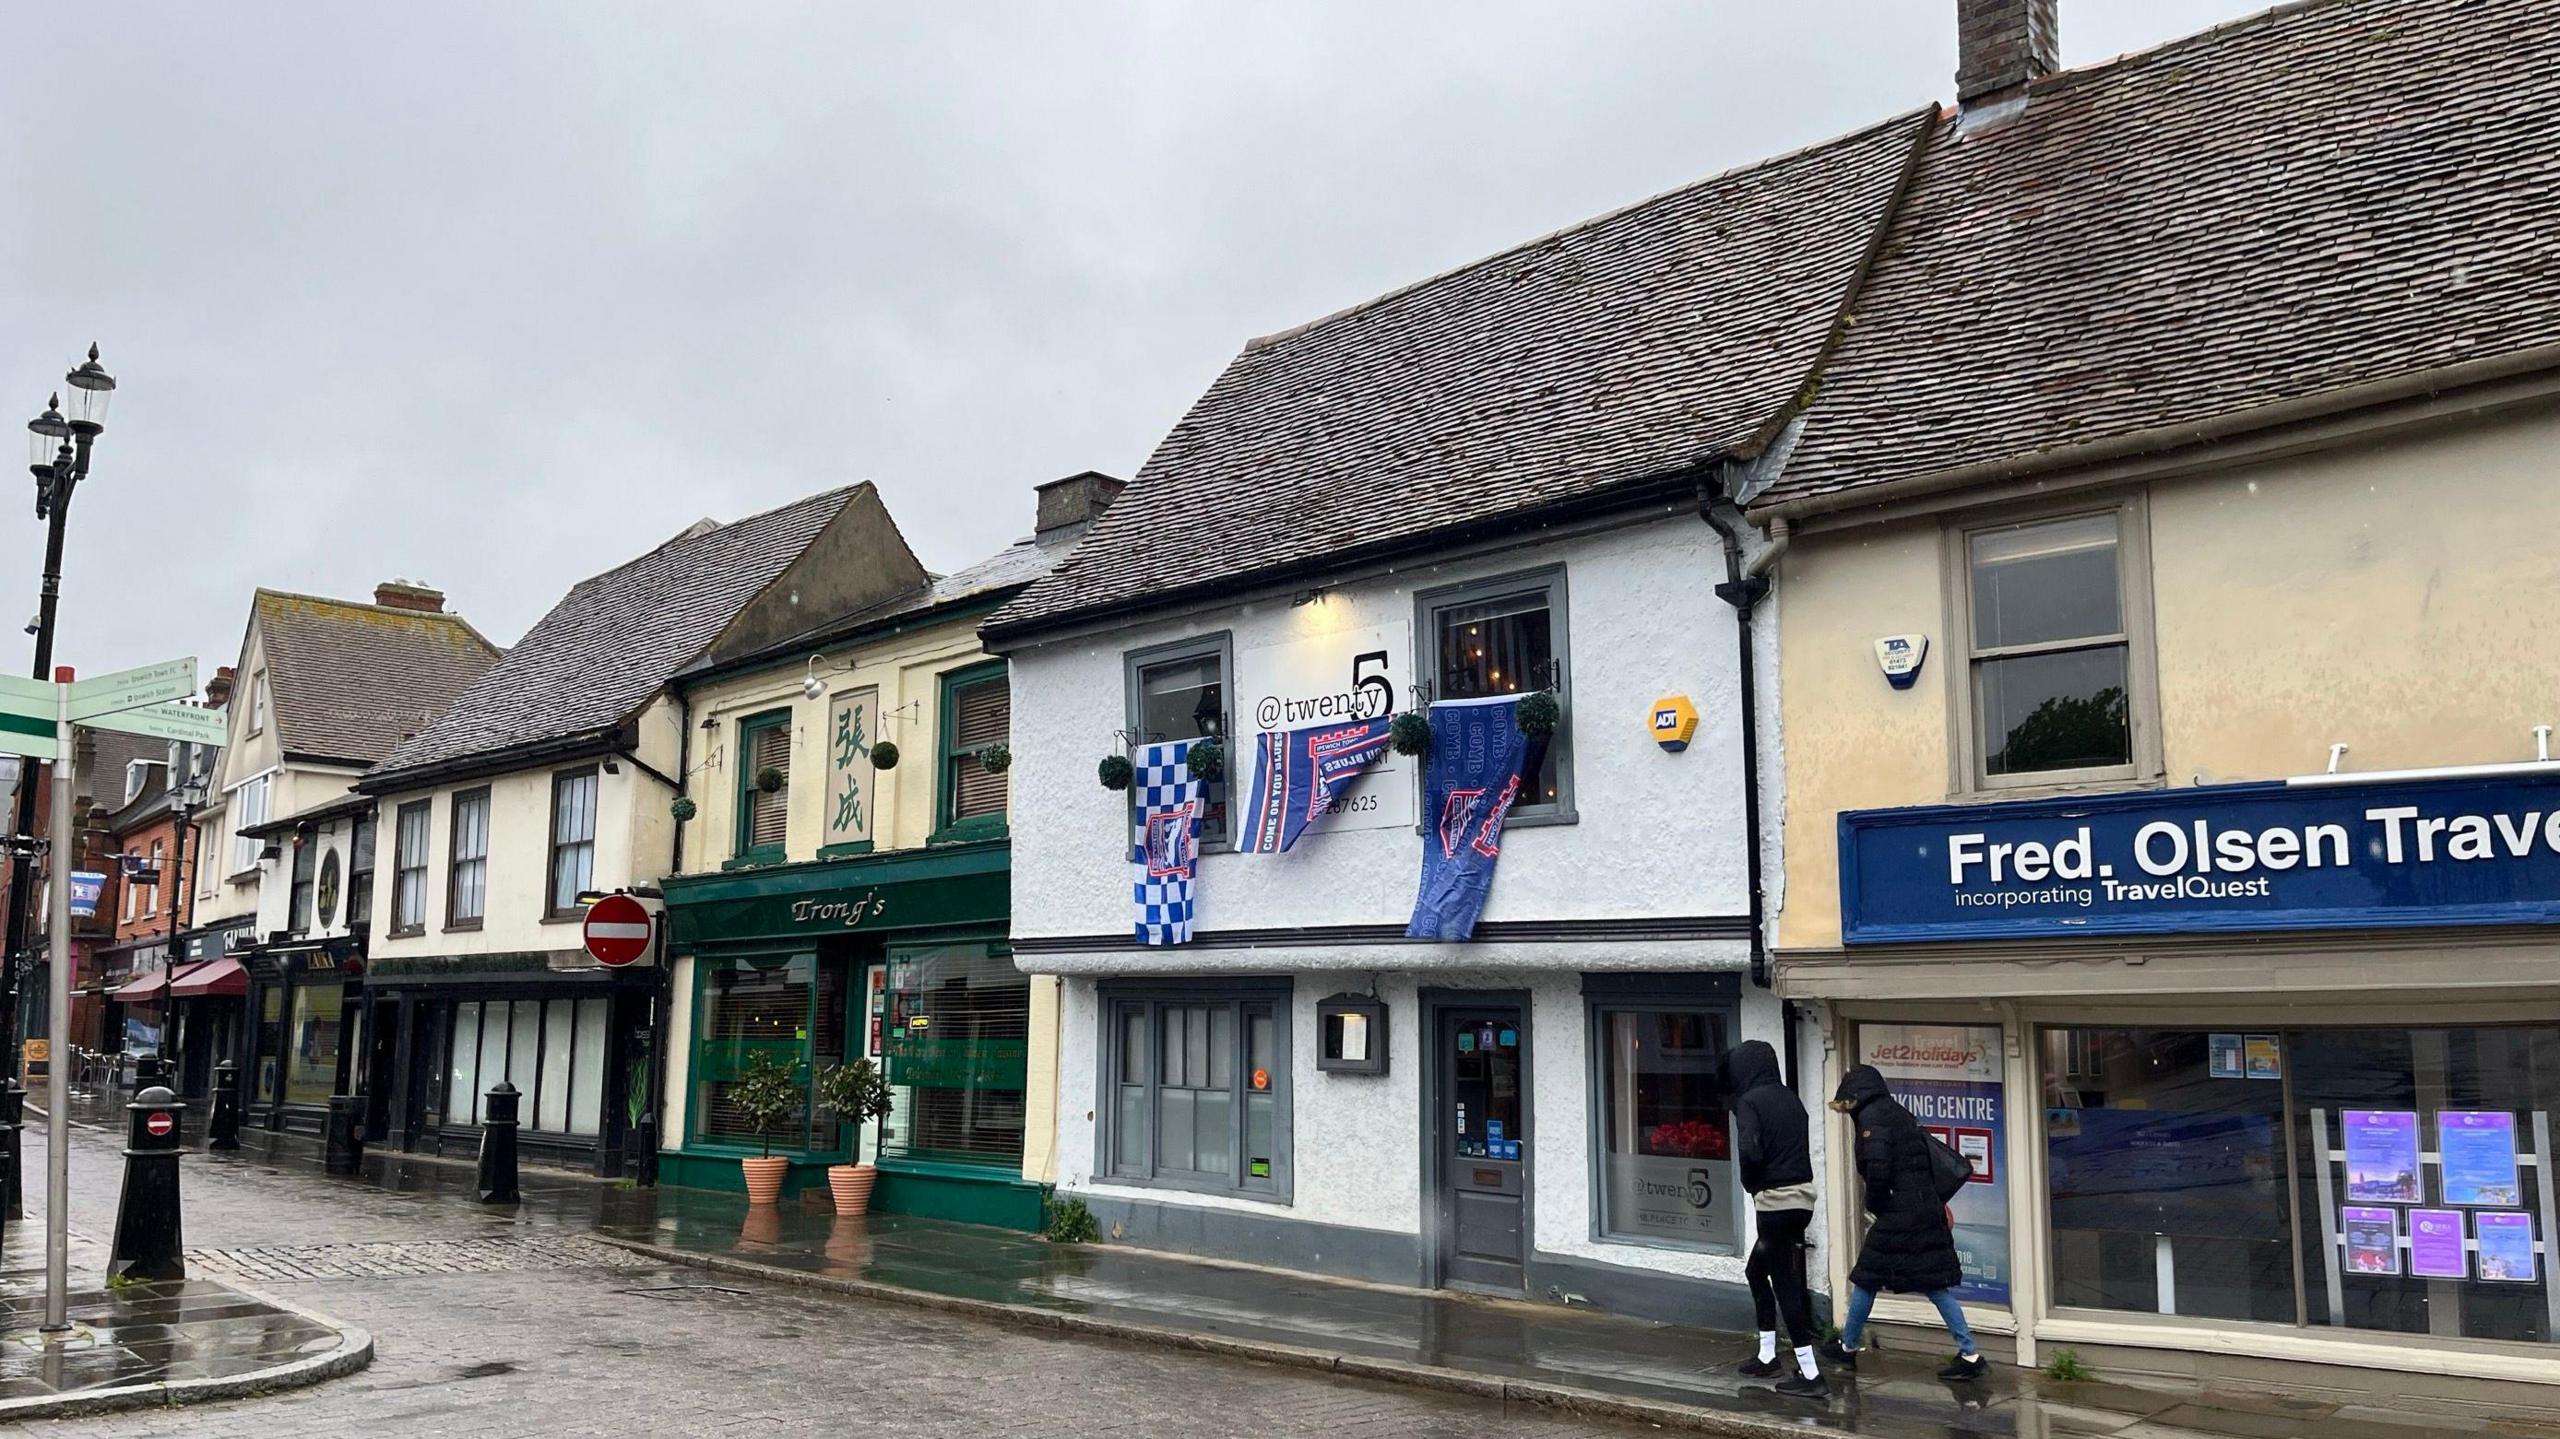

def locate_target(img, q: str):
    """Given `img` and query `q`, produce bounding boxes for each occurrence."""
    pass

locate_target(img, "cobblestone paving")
[14,1126,1649,1438]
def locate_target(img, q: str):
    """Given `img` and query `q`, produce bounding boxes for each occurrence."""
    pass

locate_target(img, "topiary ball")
[978,742,1013,775]
[1389,711,1434,757]
[670,795,698,822]
[870,740,901,771]
[1097,754,1134,791]
[1186,737,1226,784]
[1514,690,1562,739]
[755,765,787,793]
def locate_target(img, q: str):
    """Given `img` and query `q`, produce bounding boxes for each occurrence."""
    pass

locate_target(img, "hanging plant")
[1389,710,1434,758]
[755,765,787,794]
[669,795,698,822]
[1186,737,1226,784]
[1097,754,1133,791]
[1514,690,1562,739]
[869,740,901,771]
[978,742,1013,775]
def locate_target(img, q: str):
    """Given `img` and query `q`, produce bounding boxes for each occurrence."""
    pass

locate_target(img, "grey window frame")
[1581,971,1743,1256]
[1096,978,1292,1203]
[1121,631,1236,852]
[1942,491,2164,798]
[1414,564,1576,826]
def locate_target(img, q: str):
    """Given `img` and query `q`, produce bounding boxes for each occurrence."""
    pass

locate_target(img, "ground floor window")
[441,994,612,1137]
[283,983,346,1107]
[1098,981,1289,1200]
[2044,1023,2560,1346]
[878,942,1026,1168]
[690,953,850,1153]
[254,986,285,1104]
[1592,988,1736,1251]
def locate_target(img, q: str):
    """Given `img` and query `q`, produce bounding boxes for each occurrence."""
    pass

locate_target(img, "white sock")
[1756,1331,1777,1363]
[1796,1346,1819,1379]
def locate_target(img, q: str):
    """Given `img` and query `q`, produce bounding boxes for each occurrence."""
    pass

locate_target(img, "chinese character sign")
[824,688,877,849]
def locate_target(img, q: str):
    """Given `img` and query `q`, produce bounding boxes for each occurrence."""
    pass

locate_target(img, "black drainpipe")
[1698,470,1772,992]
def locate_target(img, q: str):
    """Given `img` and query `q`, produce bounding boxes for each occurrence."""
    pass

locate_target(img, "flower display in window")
[1643,1117,1729,1160]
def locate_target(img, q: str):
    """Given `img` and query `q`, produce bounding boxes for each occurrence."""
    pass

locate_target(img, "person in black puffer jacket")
[1818,1064,1987,1382]
[1724,1040,1826,1398]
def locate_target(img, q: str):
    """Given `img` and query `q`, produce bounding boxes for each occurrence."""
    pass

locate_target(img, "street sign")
[82,702,227,747]
[144,1111,174,1138]
[583,893,654,967]
[0,673,52,708]
[66,657,197,721]
[0,715,54,762]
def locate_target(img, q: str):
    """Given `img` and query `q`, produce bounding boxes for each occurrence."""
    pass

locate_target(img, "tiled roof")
[1762,0,2560,512]
[985,108,1936,640]
[705,525,1082,677]
[255,592,503,767]
[363,487,857,786]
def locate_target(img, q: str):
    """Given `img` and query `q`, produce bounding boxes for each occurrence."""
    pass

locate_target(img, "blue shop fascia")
[1783,767,2560,1376]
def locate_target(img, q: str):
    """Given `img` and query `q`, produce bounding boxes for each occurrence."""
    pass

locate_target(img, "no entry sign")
[144,1111,174,1138]
[583,894,654,967]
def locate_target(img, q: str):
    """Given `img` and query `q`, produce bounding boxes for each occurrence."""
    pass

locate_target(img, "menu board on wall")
[2409,1209,2468,1279]
[2342,1207,2400,1275]
[1862,1023,2008,1306]
[2342,1111,2421,1203]
[2477,1212,2537,1282]
[2439,1112,2523,1207]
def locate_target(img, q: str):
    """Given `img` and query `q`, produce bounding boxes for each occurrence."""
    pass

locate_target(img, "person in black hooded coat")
[1723,1040,1823,1395]
[1820,1064,1986,1380]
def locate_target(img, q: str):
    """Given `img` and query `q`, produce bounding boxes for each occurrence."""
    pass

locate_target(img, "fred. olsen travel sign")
[1838,771,2560,944]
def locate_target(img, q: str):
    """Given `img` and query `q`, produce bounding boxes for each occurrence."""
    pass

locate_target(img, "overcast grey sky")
[3,1,2265,682]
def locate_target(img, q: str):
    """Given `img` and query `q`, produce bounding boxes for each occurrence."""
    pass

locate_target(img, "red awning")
[110,958,248,1002]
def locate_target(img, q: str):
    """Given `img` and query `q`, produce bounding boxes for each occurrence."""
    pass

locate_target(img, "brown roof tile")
[254,591,503,767]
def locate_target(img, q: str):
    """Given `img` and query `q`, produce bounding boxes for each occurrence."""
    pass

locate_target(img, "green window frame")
[932,660,1011,844]
[732,709,793,867]
[684,950,855,1158]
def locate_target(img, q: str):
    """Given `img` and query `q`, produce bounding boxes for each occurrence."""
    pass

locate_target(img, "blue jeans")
[1840,1285,1977,1355]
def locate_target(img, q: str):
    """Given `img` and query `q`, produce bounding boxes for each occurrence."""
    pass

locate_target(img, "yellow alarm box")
[1649,694,1699,752]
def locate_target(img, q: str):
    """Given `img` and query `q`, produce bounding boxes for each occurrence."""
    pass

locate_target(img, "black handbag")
[1926,1130,1975,1201]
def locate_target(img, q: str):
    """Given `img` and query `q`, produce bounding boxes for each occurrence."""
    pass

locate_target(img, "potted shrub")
[817,1057,895,1216]
[728,1050,804,1206]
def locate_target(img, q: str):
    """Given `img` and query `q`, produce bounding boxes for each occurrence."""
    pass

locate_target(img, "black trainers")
[1736,1355,1786,1378]
[1937,1353,1990,1382]
[1816,1337,1860,1371]
[1774,1369,1830,1400]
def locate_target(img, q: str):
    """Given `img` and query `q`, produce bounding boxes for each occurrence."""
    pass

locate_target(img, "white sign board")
[67,657,197,721]
[822,687,879,850]
[84,702,228,747]
[1235,621,1412,833]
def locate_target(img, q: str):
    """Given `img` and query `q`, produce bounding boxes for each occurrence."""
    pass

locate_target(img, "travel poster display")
[2409,1209,2468,1279]
[2343,1111,2421,1203]
[1861,1023,2008,1305]
[2438,1111,2523,1206]
[2476,1212,2537,1282]
[2341,1207,2400,1275]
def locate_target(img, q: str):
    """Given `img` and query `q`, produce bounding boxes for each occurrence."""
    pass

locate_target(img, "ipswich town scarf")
[1407,695,1528,941]
[1131,740,1205,945]
[1239,716,1394,854]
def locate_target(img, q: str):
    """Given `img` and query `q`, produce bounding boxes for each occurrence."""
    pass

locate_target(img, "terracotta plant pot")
[740,1155,789,1206]
[828,1163,878,1217]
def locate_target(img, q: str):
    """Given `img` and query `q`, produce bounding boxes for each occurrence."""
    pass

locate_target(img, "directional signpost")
[0,675,58,762]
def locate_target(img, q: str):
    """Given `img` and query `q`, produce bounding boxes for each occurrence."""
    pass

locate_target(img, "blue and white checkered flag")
[1131,740,1204,945]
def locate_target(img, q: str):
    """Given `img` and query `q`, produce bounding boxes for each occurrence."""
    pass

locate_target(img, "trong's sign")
[1839,771,2560,944]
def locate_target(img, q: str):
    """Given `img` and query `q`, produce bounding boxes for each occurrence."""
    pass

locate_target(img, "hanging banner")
[1131,740,1204,946]
[823,688,878,850]
[1861,1022,2009,1306]
[1236,622,1413,832]
[1407,696,1524,941]
[1240,717,1393,854]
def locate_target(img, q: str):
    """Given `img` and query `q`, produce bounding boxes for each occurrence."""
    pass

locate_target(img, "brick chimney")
[204,665,235,709]
[1956,0,2058,109]
[1033,471,1126,542]
[373,580,446,613]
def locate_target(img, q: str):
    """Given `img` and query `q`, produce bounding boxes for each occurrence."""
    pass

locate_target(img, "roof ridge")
[561,483,864,593]
[254,587,504,658]
[1242,105,1940,355]
[2017,0,2346,103]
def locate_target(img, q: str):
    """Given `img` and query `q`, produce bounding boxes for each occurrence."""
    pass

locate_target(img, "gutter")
[352,725,628,797]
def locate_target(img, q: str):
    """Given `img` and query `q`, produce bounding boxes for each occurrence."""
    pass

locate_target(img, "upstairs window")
[144,841,161,916]
[735,711,792,864]
[1126,636,1232,846]
[229,774,271,874]
[938,664,1011,837]
[1421,568,1573,819]
[1953,500,2158,790]
[289,832,316,932]
[347,810,376,927]
[548,768,599,916]
[447,787,490,927]
[392,799,431,934]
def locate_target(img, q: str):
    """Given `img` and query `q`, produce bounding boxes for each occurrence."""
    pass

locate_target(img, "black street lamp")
[4,345,116,1104]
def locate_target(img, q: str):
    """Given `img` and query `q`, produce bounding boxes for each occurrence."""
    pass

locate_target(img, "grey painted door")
[1436,1005,1528,1292]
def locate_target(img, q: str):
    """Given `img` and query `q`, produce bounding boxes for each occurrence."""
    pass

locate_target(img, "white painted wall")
[1007,518,1752,942]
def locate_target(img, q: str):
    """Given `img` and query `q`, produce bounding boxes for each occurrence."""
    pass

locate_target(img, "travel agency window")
[1098,981,1291,1201]
[935,661,1011,841]
[2043,1024,2560,1348]
[1587,974,1739,1252]
[691,952,850,1154]
[1419,567,1571,819]
[441,994,613,1136]
[446,787,490,929]
[547,767,598,917]
[390,799,432,934]
[1948,497,2160,793]
[877,942,1029,1169]
[734,710,792,866]
[1125,634,1232,846]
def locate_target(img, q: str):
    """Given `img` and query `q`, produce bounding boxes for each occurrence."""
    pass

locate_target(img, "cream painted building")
[1748,0,2560,1399]
[654,473,1112,1229]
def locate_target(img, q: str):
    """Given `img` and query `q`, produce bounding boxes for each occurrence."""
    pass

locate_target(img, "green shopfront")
[658,838,1042,1228]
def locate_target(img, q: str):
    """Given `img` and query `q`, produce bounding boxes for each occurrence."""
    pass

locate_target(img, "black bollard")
[477,1081,521,1204]
[2,1078,23,1220]
[207,1061,242,1151]
[323,1094,365,1175]
[132,1052,164,1092]
[110,1086,187,1283]
[635,1113,659,1187]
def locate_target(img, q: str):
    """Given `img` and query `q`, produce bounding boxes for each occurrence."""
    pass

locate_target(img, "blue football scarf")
[1130,740,1204,945]
[1239,716,1393,854]
[1407,695,1528,941]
